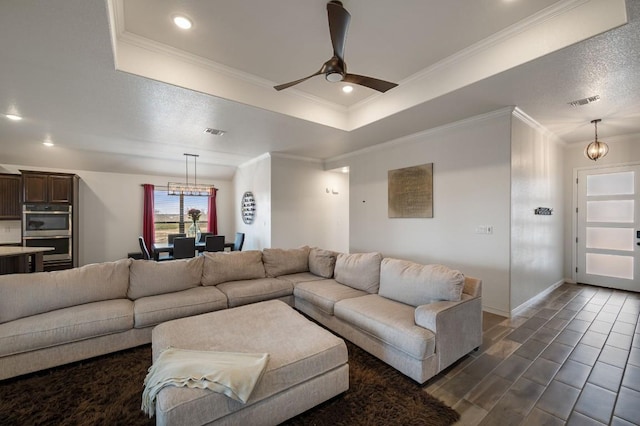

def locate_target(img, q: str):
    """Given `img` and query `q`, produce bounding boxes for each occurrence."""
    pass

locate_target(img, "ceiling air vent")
[203,128,226,136]
[568,95,600,107]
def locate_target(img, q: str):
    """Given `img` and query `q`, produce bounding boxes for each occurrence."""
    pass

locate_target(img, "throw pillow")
[334,252,383,293]
[128,256,203,300]
[378,258,464,307]
[309,247,338,278]
[262,246,310,277]
[201,250,266,286]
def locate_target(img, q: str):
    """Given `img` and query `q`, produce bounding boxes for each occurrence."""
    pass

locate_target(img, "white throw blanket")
[141,348,270,417]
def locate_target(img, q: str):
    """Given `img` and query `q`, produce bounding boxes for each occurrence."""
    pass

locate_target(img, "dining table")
[152,241,234,260]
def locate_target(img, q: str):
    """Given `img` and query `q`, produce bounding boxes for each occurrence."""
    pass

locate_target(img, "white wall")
[562,132,640,280]
[233,155,272,250]
[270,155,349,252]
[331,110,513,315]
[0,164,234,265]
[510,112,565,311]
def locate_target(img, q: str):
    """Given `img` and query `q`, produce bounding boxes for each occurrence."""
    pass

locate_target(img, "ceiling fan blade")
[343,74,398,93]
[274,69,323,91]
[327,1,350,61]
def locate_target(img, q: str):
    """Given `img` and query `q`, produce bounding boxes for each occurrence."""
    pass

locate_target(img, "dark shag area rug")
[0,341,459,426]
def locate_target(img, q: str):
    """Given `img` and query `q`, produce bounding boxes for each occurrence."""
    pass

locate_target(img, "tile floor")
[423,282,640,425]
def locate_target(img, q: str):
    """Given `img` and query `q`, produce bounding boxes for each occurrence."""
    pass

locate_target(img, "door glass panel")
[586,253,634,279]
[586,200,634,223]
[586,227,634,251]
[587,172,634,196]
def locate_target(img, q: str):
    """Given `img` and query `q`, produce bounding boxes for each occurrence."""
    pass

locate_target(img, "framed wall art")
[388,163,433,218]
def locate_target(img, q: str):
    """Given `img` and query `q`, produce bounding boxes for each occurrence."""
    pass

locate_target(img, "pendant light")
[584,119,609,161]
[168,153,214,196]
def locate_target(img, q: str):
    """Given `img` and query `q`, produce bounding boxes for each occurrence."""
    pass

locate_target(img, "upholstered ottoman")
[151,300,349,426]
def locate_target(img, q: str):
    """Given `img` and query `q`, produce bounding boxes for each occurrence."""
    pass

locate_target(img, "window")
[153,190,209,243]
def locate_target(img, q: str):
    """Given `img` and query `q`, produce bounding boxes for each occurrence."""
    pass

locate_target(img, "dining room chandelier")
[584,119,609,161]
[168,153,213,196]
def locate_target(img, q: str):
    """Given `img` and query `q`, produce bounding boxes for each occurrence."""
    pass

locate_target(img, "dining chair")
[138,236,151,260]
[205,235,225,252]
[172,237,196,259]
[233,232,245,251]
[198,232,214,243]
[167,233,186,244]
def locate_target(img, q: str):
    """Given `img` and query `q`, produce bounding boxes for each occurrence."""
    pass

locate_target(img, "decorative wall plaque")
[388,163,433,218]
[241,191,255,224]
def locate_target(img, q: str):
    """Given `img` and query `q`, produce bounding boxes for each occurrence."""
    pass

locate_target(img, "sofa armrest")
[414,294,482,372]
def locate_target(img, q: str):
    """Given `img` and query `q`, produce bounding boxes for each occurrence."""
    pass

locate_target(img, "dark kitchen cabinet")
[0,173,21,219]
[22,172,73,203]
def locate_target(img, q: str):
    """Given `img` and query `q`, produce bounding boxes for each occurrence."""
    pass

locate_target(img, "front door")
[576,165,640,292]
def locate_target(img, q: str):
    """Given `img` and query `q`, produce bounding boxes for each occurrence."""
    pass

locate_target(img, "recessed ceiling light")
[173,15,193,30]
[342,85,354,94]
[43,141,54,147]
[5,114,22,121]
[341,167,349,173]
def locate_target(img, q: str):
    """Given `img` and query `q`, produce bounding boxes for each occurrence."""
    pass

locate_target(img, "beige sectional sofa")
[0,246,482,384]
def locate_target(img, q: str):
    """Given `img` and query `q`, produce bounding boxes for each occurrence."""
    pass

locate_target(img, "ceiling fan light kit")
[274,0,397,93]
[584,119,609,161]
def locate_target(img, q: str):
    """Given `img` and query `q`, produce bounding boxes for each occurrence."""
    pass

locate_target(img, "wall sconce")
[584,119,609,161]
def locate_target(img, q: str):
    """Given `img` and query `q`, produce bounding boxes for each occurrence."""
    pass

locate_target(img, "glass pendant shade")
[584,119,609,161]
[168,153,213,196]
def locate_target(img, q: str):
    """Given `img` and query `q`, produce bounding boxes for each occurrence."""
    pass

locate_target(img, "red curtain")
[142,184,155,253]
[208,187,218,234]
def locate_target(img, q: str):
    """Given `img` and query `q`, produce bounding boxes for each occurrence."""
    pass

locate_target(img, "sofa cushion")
[334,294,435,360]
[276,272,327,285]
[0,299,134,357]
[133,287,228,328]
[294,279,367,315]
[201,251,266,286]
[309,248,338,278]
[262,246,310,277]
[333,252,383,294]
[0,259,131,324]
[216,278,293,308]
[378,258,464,307]
[128,257,203,300]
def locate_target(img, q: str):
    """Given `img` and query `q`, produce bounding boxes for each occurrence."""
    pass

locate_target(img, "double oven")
[23,204,72,262]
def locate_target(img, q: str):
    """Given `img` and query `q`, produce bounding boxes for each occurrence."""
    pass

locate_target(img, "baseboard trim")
[510,279,566,317]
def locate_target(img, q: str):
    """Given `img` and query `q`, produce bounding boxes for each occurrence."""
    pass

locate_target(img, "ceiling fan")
[274,0,398,93]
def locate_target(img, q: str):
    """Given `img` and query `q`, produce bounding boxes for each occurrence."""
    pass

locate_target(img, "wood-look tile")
[554,360,591,389]
[599,345,630,368]
[611,416,638,426]
[566,319,591,333]
[554,329,584,347]
[494,377,544,417]
[621,364,640,391]
[555,309,578,320]
[545,317,569,331]
[634,334,640,349]
[535,380,581,420]
[575,310,598,322]
[580,330,608,349]
[483,312,507,331]
[522,408,565,426]
[506,327,536,344]
[617,313,639,324]
[601,304,622,314]
[568,343,601,366]
[574,383,616,423]
[484,338,520,360]
[588,361,624,392]
[530,327,560,345]
[567,411,607,425]
[439,370,479,399]
[500,316,529,329]
[540,342,573,364]
[582,303,603,313]
[607,331,634,350]
[613,387,640,425]
[430,385,461,408]
[628,347,640,367]
[534,308,558,320]
[466,374,513,411]
[590,320,614,335]
[612,321,637,335]
[521,316,548,331]
[492,354,532,382]
[514,339,547,361]
[522,357,561,387]
[477,405,524,426]
[464,354,502,381]
[452,398,488,426]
